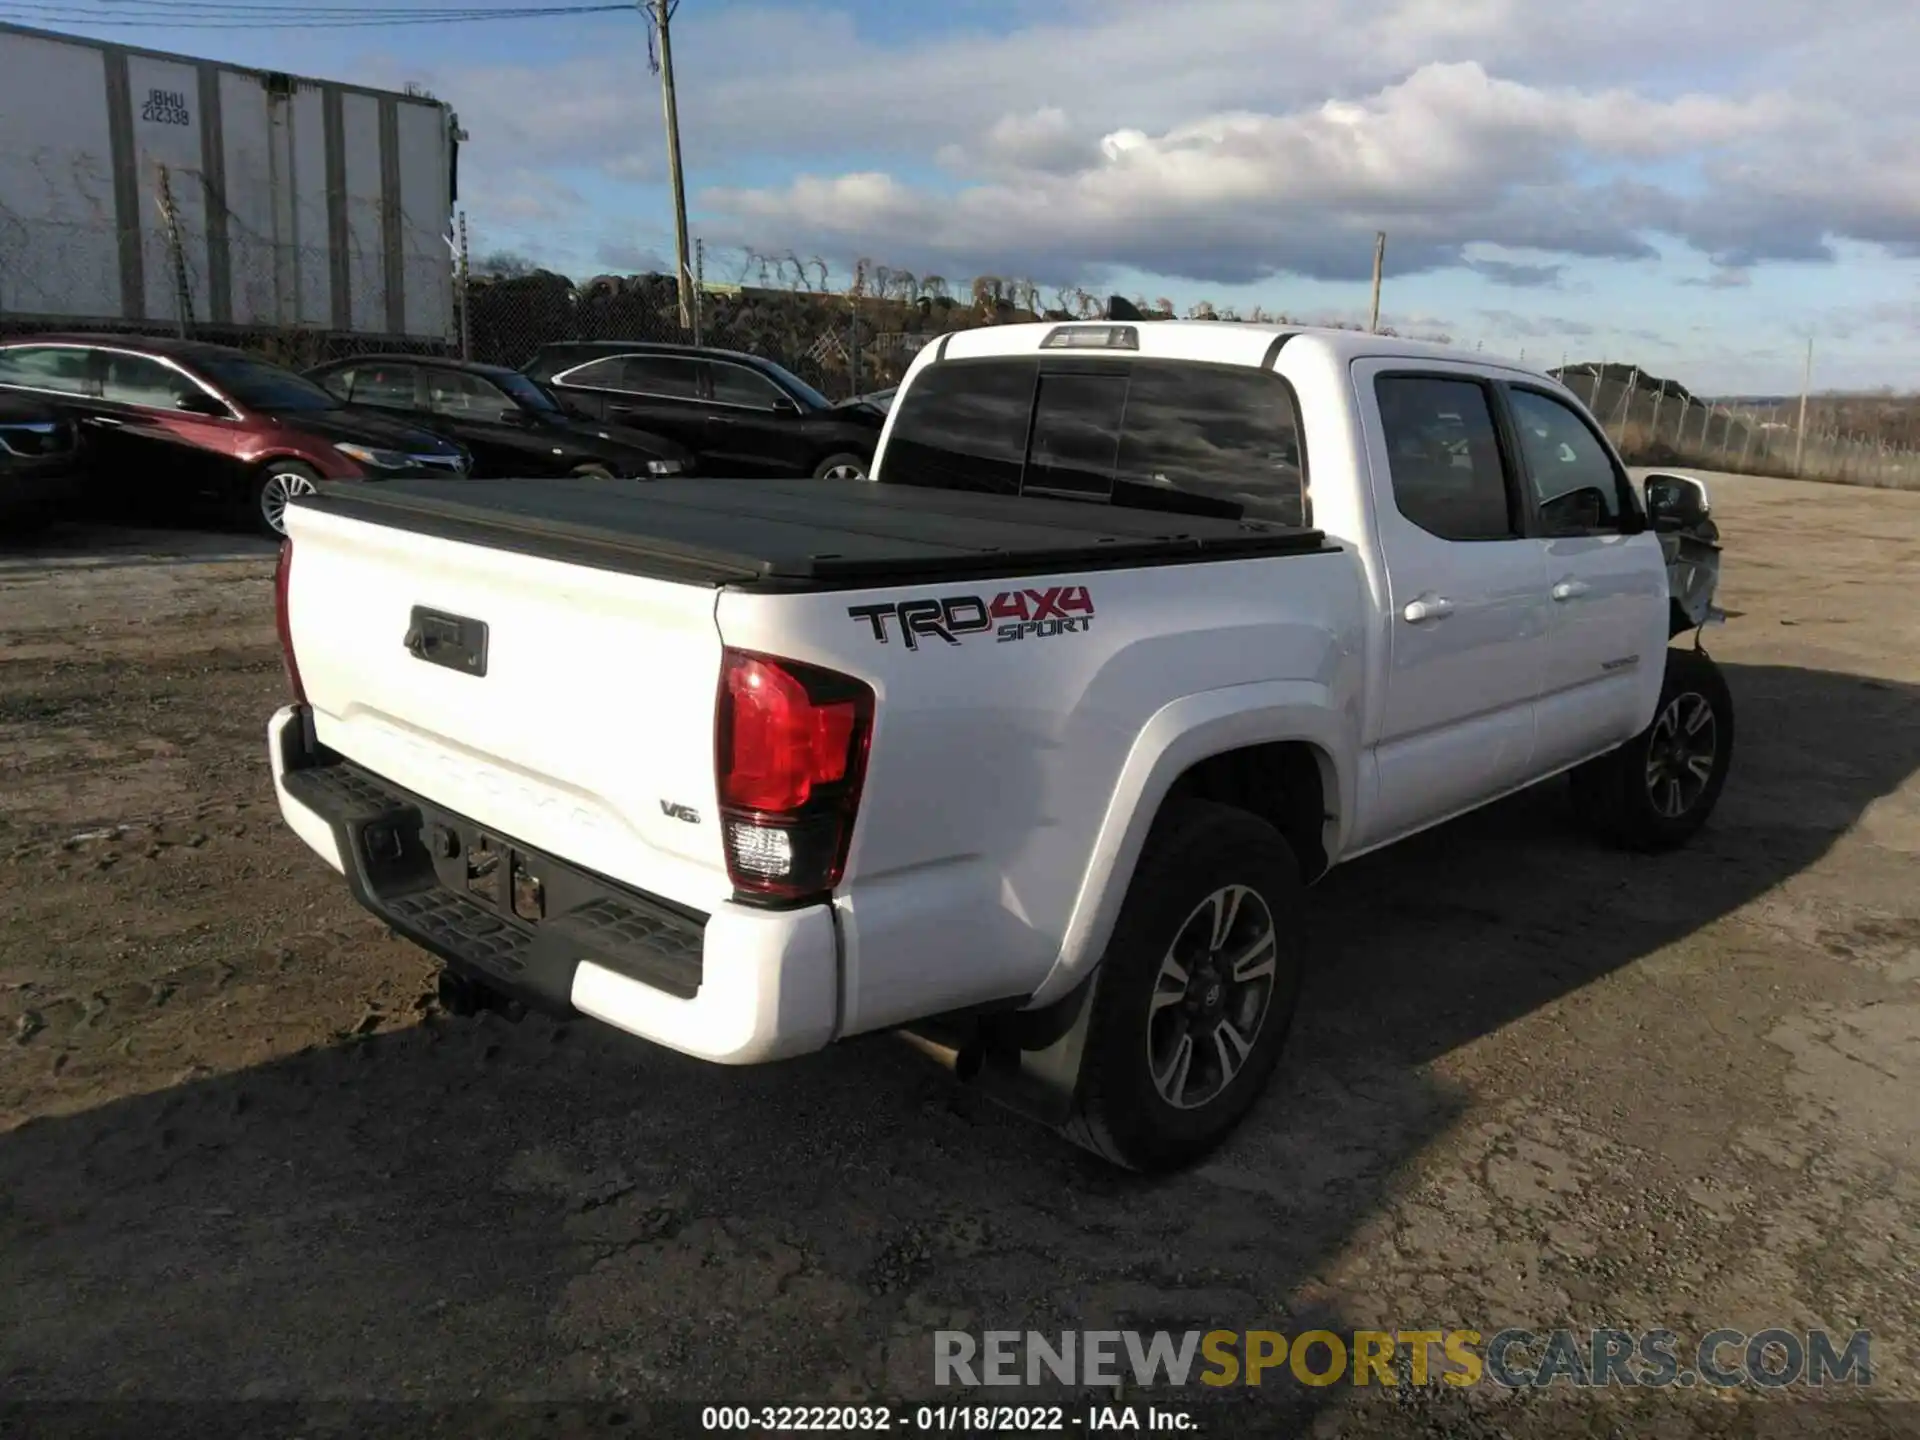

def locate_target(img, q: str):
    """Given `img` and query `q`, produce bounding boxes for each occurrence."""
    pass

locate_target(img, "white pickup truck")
[267,321,1731,1172]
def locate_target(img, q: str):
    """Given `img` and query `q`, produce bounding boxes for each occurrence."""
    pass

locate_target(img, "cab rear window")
[878,356,1307,526]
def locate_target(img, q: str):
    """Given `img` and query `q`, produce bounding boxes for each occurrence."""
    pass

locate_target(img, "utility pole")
[1793,335,1813,476]
[1367,232,1386,333]
[646,0,695,333]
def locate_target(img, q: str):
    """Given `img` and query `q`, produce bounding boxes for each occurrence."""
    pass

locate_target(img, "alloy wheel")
[1146,884,1279,1110]
[260,470,318,535]
[1644,690,1718,819]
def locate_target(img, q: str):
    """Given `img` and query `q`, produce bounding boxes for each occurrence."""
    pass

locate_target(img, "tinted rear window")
[554,355,702,399]
[878,356,1307,524]
[1115,363,1305,525]
[1024,373,1125,501]
[877,358,1035,495]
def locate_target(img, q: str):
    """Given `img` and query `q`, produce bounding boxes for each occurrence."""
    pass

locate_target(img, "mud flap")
[906,969,1106,1129]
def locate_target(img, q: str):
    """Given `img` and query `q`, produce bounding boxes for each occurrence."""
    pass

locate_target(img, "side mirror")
[1644,472,1710,532]
[176,392,229,418]
[770,396,801,417]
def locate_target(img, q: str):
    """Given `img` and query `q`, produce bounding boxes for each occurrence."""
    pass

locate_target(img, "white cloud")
[938,107,1096,176]
[698,61,1806,285]
[403,0,1918,293]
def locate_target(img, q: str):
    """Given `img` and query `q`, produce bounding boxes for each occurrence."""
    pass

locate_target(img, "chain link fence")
[1558,364,1920,490]
[454,251,1084,401]
[0,216,1061,401]
[6,215,1915,488]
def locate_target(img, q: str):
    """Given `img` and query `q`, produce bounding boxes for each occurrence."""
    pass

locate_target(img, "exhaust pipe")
[896,1027,985,1082]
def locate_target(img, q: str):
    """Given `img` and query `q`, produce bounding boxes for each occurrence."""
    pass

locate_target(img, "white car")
[266,320,1731,1172]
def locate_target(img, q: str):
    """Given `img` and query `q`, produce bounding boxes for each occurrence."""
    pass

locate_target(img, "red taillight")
[274,538,306,704]
[715,648,874,903]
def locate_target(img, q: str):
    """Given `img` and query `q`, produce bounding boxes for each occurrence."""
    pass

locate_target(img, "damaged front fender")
[1643,470,1726,638]
[1664,525,1724,637]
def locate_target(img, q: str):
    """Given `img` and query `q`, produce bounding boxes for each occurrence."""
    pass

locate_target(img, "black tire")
[570,463,616,480]
[243,461,324,539]
[1061,799,1306,1173]
[811,451,869,480]
[1569,646,1734,852]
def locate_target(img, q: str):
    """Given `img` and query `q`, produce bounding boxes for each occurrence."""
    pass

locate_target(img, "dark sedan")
[0,391,85,533]
[305,356,695,481]
[523,341,884,480]
[0,335,467,536]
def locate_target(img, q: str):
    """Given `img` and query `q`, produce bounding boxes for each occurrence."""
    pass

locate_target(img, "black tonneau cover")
[294,476,1335,590]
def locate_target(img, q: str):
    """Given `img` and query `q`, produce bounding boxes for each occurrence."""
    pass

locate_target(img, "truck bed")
[295,476,1335,590]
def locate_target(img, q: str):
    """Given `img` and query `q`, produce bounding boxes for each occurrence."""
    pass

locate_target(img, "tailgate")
[281,499,731,912]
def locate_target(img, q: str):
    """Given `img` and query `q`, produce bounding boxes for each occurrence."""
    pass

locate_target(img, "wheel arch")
[1027,683,1355,1010]
[245,447,353,489]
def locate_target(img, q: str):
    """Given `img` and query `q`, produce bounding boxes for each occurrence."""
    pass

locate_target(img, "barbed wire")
[3,214,1913,487]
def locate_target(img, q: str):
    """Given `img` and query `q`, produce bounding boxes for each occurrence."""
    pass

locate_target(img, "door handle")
[1402,594,1455,624]
[1551,579,1591,602]
[83,415,124,427]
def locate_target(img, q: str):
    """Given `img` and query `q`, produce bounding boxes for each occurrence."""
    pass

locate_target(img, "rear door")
[1348,362,1551,848]
[1499,382,1670,772]
[554,354,711,455]
[704,359,806,476]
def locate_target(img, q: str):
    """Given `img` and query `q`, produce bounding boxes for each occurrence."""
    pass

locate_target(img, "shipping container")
[0,21,462,341]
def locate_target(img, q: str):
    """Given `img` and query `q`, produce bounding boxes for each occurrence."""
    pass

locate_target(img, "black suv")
[522,342,884,480]
[305,356,695,481]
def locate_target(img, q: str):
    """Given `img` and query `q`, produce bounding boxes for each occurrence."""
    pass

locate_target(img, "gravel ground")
[1,471,1915,1438]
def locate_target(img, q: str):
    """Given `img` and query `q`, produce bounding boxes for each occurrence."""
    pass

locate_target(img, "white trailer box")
[0,22,461,341]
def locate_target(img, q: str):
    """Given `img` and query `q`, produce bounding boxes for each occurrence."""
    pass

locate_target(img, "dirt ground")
[1,472,1916,1438]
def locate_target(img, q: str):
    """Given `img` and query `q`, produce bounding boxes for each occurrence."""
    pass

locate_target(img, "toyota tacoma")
[266,321,1731,1172]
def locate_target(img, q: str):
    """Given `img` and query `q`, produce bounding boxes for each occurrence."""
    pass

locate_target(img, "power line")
[0,2,630,23]
[13,1,625,11]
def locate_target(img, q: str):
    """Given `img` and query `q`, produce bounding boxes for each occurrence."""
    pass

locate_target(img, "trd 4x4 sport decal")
[847,586,1096,650]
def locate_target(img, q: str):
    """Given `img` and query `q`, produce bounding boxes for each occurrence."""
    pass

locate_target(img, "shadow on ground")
[0,519,274,572]
[0,660,1914,1437]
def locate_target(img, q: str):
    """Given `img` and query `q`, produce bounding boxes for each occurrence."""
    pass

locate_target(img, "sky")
[16,0,1920,395]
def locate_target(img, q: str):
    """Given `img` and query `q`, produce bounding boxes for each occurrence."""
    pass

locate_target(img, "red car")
[0,334,468,536]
